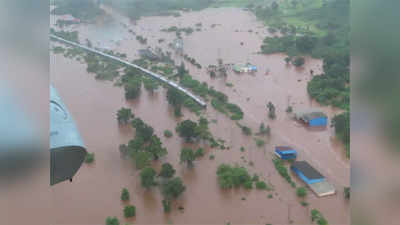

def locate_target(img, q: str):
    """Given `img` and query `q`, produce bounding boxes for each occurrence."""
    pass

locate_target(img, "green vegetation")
[293,56,305,67]
[159,163,176,179]
[106,216,120,225]
[311,209,328,225]
[85,152,95,164]
[123,205,136,218]
[195,148,205,158]
[240,147,245,152]
[136,35,147,44]
[117,107,134,124]
[272,158,295,187]
[161,177,186,200]
[143,77,160,94]
[255,181,268,190]
[217,164,250,189]
[257,123,270,136]
[164,130,173,138]
[301,201,309,207]
[162,199,171,213]
[140,167,157,189]
[267,194,273,199]
[104,0,213,20]
[176,120,198,142]
[121,188,130,201]
[332,112,350,157]
[183,54,202,69]
[286,106,293,113]
[237,123,252,136]
[255,138,265,147]
[296,187,308,198]
[209,154,215,160]
[50,29,79,43]
[266,102,276,119]
[180,148,196,168]
[344,187,350,199]
[51,0,105,22]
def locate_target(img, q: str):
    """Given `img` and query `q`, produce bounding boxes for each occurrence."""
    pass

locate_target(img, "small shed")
[290,161,325,184]
[295,110,327,127]
[233,63,257,73]
[274,146,297,160]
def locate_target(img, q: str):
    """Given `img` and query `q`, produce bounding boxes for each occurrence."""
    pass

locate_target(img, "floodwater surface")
[50,6,349,225]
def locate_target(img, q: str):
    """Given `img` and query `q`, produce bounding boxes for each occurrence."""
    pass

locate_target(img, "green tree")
[271,1,279,10]
[296,35,317,53]
[133,151,152,169]
[176,120,199,142]
[166,87,184,107]
[177,62,186,78]
[161,177,186,200]
[143,77,159,94]
[140,167,157,189]
[162,199,171,213]
[117,107,134,124]
[124,78,142,100]
[180,148,196,167]
[159,163,176,178]
[194,148,204,158]
[164,130,173,138]
[285,56,292,64]
[123,205,136,218]
[145,135,167,160]
[296,187,307,197]
[332,112,350,157]
[293,57,305,67]
[85,152,95,163]
[105,216,120,225]
[255,181,268,190]
[267,102,276,119]
[344,187,350,199]
[121,188,130,201]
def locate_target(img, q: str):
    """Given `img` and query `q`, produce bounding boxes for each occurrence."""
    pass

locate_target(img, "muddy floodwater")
[50,6,349,225]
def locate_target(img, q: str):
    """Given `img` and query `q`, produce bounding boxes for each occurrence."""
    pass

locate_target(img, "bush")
[123,205,136,218]
[293,57,305,67]
[344,187,350,199]
[159,163,176,179]
[255,181,268,190]
[140,167,157,188]
[85,152,95,163]
[272,158,294,186]
[255,139,265,147]
[164,130,173,138]
[162,199,171,213]
[216,164,252,189]
[121,188,130,201]
[194,148,204,158]
[286,106,293,113]
[244,180,253,189]
[209,154,215,160]
[296,187,307,197]
[105,216,120,225]
[240,147,245,152]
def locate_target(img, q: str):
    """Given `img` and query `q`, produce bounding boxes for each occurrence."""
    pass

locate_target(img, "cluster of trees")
[136,35,147,44]
[311,209,328,225]
[51,0,105,22]
[105,0,213,20]
[307,51,350,109]
[117,107,134,124]
[175,118,212,143]
[272,158,296,187]
[216,164,270,190]
[183,54,202,69]
[180,147,204,168]
[50,29,79,43]
[118,114,167,169]
[332,112,350,157]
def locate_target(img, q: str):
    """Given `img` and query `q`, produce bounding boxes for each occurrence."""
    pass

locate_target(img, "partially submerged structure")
[274,146,297,160]
[291,161,335,197]
[295,109,327,127]
[50,85,87,185]
[172,38,184,54]
[233,63,257,73]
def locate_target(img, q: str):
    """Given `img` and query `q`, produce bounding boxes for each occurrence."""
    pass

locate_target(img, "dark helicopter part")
[50,85,87,186]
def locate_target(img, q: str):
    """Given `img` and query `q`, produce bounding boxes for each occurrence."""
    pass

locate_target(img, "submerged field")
[50,3,349,225]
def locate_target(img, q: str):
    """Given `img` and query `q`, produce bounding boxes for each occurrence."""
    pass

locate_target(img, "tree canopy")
[159,163,176,178]
[161,177,186,200]
[140,167,157,188]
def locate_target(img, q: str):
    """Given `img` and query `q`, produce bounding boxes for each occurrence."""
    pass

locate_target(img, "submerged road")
[50,34,207,107]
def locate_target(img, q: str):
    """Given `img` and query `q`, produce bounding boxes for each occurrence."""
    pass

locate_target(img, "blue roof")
[278,150,297,155]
